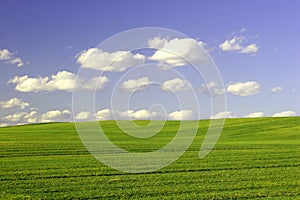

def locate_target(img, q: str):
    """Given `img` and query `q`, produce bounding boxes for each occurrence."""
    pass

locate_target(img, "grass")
[0,117,300,199]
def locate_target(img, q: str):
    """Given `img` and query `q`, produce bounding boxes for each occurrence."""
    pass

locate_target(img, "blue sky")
[0,0,299,126]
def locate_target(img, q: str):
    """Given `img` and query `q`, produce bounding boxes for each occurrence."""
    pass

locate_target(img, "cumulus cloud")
[148,37,168,49]
[244,112,264,118]
[219,36,258,54]
[273,111,296,117]
[227,81,260,96]
[199,81,225,96]
[0,49,24,67]
[0,123,11,127]
[75,111,92,120]
[117,110,149,120]
[271,86,283,94]
[0,98,29,109]
[168,110,197,120]
[2,111,37,123]
[8,71,109,92]
[0,49,13,60]
[161,78,190,92]
[96,109,114,120]
[148,37,207,66]
[40,110,71,123]
[91,109,166,120]
[210,111,237,119]
[121,77,151,92]
[76,48,146,72]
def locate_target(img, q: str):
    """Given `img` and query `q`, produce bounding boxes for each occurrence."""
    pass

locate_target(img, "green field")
[1,117,300,199]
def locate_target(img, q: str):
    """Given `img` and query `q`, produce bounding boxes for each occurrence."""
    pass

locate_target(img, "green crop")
[0,117,299,199]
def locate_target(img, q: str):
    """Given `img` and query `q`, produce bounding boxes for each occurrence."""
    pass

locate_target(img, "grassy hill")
[0,117,300,199]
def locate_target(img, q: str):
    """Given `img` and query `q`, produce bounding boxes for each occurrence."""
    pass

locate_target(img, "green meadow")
[0,117,300,199]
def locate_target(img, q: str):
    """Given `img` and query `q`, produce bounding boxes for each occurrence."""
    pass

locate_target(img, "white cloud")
[3,111,37,123]
[0,49,13,60]
[0,98,29,109]
[244,112,264,118]
[76,48,146,72]
[210,111,237,119]
[227,81,260,96]
[0,49,24,67]
[96,109,113,120]
[240,44,258,54]
[40,109,71,123]
[8,71,109,92]
[121,77,151,92]
[115,109,165,120]
[148,37,207,66]
[271,86,283,94]
[148,37,168,49]
[273,111,296,117]
[199,81,225,96]
[169,110,197,120]
[0,123,11,127]
[75,111,92,120]
[131,110,150,120]
[219,36,258,54]
[8,57,24,67]
[161,78,190,92]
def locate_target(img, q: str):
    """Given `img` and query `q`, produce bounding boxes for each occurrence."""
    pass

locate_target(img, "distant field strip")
[0,117,300,199]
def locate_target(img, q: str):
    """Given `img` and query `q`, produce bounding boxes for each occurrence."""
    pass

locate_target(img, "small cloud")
[0,49,13,60]
[75,111,92,120]
[271,86,283,94]
[273,111,296,117]
[96,109,113,120]
[121,77,151,92]
[8,57,24,67]
[219,36,258,54]
[240,28,247,33]
[199,81,225,97]
[0,98,29,109]
[148,37,207,67]
[244,112,264,118]
[211,111,237,119]
[0,49,24,67]
[227,81,260,96]
[168,110,197,120]
[40,109,71,123]
[76,48,146,72]
[161,78,190,92]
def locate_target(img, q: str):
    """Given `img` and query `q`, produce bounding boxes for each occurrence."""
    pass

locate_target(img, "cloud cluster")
[3,111,37,123]
[148,37,206,66]
[75,108,196,121]
[227,81,260,96]
[76,48,146,72]
[0,98,29,109]
[0,49,24,67]
[2,109,72,125]
[219,36,258,54]
[8,71,109,92]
